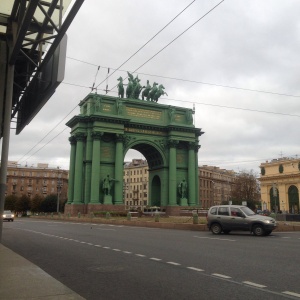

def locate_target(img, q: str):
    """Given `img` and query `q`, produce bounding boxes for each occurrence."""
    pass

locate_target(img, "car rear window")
[218,207,229,216]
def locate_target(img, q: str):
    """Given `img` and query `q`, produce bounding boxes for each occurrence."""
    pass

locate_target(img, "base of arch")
[64,203,126,216]
[64,203,201,217]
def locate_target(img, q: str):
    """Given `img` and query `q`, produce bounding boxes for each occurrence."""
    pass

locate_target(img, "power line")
[94,0,196,90]
[15,0,196,163]
[17,87,299,164]
[20,127,69,163]
[161,97,300,118]
[57,80,300,119]
[107,0,225,93]
[64,59,300,99]
[18,105,78,164]
[130,0,225,75]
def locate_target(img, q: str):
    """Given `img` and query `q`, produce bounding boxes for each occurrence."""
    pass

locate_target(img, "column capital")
[69,136,77,145]
[74,132,86,141]
[115,133,124,143]
[168,139,179,148]
[91,131,103,140]
[188,141,201,152]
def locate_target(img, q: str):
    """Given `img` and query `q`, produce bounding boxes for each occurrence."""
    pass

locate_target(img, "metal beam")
[9,0,40,65]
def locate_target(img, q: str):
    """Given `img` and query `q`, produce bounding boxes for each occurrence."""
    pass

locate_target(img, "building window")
[279,164,284,173]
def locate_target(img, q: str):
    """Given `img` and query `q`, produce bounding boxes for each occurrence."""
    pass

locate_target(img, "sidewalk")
[0,244,85,300]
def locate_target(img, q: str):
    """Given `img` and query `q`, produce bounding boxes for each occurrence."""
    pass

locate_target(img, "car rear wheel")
[211,223,222,235]
[253,225,265,236]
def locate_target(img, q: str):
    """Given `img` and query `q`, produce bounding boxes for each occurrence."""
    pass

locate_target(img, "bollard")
[106,212,111,219]
[90,212,94,219]
[154,211,160,222]
[127,211,131,221]
[193,212,199,224]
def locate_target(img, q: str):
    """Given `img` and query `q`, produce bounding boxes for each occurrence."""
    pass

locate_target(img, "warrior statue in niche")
[178,179,188,199]
[102,175,116,196]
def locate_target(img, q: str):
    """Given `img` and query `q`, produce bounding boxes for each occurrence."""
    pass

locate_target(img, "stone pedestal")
[103,195,113,205]
[180,198,188,206]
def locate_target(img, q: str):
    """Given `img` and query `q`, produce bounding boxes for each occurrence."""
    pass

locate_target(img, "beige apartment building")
[123,159,148,209]
[5,161,68,201]
[259,158,300,213]
[198,165,236,209]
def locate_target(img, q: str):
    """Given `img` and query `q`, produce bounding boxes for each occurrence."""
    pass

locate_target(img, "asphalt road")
[2,219,300,300]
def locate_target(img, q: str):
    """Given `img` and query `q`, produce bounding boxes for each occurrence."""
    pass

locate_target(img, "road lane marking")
[123,251,132,254]
[87,243,93,246]
[135,254,146,257]
[187,267,204,272]
[243,281,267,288]
[282,291,300,298]
[193,236,235,242]
[150,258,162,261]
[113,249,121,251]
[103,246,110,249]
[94,245,102,247]
[167,262,181,266]
[212,273,231,279]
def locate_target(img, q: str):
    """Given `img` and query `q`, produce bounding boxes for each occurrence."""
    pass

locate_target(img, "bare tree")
[229,170,260,210]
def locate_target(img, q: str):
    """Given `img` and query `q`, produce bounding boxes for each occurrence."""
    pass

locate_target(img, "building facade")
[198,165,236,209]
[259,158,300,213]
[123,159,149,209]
[122,161,237,210]
[5,162,68,201]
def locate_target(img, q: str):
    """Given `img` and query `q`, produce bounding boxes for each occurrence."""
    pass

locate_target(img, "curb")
[29,216,300,232]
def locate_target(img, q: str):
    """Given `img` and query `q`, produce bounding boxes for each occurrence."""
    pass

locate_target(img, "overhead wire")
[107,0,225,94]
[16,0,298,166]
[94,0,197,90]
[16,0,201,163]
[62,62,300,99]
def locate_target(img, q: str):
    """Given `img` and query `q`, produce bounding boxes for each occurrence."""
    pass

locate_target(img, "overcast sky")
[3,0,300,174]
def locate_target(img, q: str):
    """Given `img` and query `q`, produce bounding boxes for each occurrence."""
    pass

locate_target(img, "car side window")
[231,207,244,217]
[218,207,229,216]
[210,207,217,215]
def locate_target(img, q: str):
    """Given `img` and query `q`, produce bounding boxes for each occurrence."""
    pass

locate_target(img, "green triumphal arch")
[65,86,204,215]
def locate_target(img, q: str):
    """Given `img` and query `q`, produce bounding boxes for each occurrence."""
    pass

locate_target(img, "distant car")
[258,209,271,216]
[2,210,14,222]
[207,205,277,236]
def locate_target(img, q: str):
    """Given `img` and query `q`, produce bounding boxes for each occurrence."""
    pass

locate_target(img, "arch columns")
[114,134,124,204]
[168,140,178,205]
[90,132,102,203]
[67,136,76,203]
[84,129,92,204]
[73,133,85,204]
[188,142,196,205]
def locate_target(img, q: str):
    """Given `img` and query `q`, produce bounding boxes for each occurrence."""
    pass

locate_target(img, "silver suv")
[207,205,277,236]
